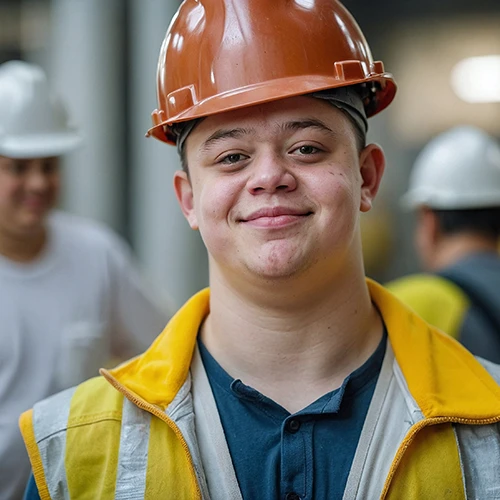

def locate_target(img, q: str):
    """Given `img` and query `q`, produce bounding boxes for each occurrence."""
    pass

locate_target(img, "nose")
[247,153,297,195]
[26,168,50,191]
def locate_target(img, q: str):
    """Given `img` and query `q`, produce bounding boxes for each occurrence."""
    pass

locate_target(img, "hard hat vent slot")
[372,61,385,75]
[167,86,197,119]
[334,61,368,82]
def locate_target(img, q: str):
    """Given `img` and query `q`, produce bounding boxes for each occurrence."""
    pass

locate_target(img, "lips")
[22,197,50,211]
[240,206,313,223]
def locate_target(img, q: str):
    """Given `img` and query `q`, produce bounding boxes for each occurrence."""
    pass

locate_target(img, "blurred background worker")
[0,60,170,500]
[387,126,500,362]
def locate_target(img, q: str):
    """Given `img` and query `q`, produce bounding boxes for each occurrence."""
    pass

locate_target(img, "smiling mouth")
[239,211,313,228]
[23,199,49,210]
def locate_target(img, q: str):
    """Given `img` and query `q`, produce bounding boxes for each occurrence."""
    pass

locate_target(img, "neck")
[202,265,383,413]
[430,233,498,271]
[0,226,47,263]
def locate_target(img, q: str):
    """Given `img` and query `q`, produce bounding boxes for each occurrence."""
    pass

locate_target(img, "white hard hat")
[401,126,500,210]
[0,60,81,159]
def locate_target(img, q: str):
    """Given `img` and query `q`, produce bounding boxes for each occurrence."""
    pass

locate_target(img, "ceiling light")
[451,55,500,103]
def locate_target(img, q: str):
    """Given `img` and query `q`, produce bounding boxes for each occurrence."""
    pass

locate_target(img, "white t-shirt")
[0,211,170,500]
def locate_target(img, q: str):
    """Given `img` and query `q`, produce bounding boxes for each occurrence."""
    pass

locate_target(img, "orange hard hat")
[147,0,397,145]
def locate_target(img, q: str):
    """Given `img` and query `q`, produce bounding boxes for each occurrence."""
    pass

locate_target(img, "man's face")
[0,156,60,237]
[174,96,383,282]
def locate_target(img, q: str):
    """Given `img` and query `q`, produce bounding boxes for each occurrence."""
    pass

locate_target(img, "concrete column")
[48,0,125,233]
[129,0,208,309]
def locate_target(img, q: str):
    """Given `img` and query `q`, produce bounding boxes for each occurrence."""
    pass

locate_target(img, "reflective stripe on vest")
[29,377,200,499]
[34,386,76,499]
[456,358,500,499]
[115,397,151,499]
[455,424,500,498]
[33,388,150,500]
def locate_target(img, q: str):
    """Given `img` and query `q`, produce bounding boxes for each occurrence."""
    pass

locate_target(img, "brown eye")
[42,158,59,175]
[297,145,318,155]
[9,161,28,176]
[221,153,246,164]
[42,163,55,175]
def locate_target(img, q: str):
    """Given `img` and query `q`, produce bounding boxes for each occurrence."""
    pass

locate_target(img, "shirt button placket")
[281,417,306,500]
[286,418,301,433]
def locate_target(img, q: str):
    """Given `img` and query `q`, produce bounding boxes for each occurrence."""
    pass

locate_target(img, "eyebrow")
[200,118,335,152]
[201,128,253,152]
[280,119,334,135]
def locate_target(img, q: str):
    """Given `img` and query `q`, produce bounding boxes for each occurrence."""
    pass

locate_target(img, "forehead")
[188,96,352,145]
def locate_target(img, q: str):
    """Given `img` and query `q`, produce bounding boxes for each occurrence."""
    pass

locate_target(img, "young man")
[388,126,500,362]
[21,1,500,499]
[0,60,170,500]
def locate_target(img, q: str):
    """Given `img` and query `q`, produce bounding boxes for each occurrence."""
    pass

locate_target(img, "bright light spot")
[451,55,500,103]
[294,0,315,10]
[172,33,184,51]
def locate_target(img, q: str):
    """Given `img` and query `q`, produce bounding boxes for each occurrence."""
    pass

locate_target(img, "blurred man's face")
[0,156,60,237]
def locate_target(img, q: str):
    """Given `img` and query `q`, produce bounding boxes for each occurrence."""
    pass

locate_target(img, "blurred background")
[1,0,499,309]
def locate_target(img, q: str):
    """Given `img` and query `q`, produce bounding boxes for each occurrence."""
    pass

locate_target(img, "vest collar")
[107,280,500,420]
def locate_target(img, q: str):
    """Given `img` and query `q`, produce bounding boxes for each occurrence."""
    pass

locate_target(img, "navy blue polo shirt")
[198,330,387,500]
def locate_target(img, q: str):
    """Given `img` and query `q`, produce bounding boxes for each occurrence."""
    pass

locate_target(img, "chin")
[247,242,311,277]
[247,259,310,282]
[18,216,47,235]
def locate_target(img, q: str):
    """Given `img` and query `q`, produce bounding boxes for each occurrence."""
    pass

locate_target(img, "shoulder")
[49,210,131,258]
[476,357,500,386]
[20,377,126,499]
[22,376,124,444]
[386,273,469,338]
[386,273,467,303]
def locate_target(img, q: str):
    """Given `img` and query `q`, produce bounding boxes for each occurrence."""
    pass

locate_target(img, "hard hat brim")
[400,190,500,211]
[147,73,397,145]
[0,132,82,159]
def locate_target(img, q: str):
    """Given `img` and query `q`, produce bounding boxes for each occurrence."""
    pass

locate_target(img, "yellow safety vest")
[20,281,500,499]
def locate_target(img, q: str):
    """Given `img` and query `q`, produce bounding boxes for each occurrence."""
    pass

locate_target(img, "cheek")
[47,179,60,205]
[310,169,361,242]
[49,176,61,193]
[0,188,21,230]
[197,177,240,220]
[0,184,20,208]
[195,176,242,248]
[415,224,429,259]
[313,168,359,210]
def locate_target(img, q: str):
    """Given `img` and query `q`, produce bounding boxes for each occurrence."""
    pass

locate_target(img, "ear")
[358,144,385,213]
[173,170,199,230]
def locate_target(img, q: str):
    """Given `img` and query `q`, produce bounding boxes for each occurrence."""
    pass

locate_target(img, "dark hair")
[350,118,366,152]
[179,143,189,173]
[433,208,500,239]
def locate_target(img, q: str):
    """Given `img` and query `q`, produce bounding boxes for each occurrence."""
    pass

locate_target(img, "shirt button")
[286,418,301,433]
[285,493,301,500]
